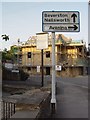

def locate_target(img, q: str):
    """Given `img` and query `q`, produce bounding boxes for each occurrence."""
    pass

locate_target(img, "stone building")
[17,34,87,77]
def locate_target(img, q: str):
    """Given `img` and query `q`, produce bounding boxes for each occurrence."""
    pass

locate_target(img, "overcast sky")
[0,0,89,50]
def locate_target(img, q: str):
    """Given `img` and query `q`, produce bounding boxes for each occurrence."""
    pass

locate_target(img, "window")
[46,51,50,58]
[28,67,31,71]
[19,54,22,59]
[79,48,82,53]
[28,52,31,58]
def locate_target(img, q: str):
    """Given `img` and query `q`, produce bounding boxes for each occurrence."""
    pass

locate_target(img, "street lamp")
[88,43,90,56]
[17,38,20,67]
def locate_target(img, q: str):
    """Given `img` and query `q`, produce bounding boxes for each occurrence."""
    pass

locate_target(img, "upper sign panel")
[42,11,80,32]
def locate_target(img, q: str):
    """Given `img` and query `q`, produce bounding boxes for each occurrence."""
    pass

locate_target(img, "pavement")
[11,110,39,119]
[2,75,52,119]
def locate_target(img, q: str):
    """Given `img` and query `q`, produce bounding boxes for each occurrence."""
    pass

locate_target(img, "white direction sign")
[42,11,80,32]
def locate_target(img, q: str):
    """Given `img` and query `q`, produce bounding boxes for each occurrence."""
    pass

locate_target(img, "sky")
[0,0,89,50]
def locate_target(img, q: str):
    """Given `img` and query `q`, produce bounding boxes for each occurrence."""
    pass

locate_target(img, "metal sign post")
[51,32,56,113]
[42,10,80,113]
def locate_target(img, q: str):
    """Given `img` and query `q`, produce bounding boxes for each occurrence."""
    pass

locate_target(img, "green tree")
[1,35,18,63]
[1,34,9,41]
[2,48,18,63]
[1,34,11,62]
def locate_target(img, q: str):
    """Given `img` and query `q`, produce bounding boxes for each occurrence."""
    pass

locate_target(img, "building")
[17,34,87,77]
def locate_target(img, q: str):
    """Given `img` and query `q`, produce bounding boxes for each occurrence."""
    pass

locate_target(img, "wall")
[21,43,87,77]
[57,67,84,77]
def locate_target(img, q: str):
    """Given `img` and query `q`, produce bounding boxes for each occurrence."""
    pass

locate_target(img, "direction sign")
[42,11,80,32]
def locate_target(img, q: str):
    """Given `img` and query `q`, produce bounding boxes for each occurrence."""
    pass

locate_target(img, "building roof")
[21,34,72,47]
[11,34,85,48]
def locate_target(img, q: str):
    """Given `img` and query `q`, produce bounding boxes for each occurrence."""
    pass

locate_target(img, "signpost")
[36,32,48,87]
[36,32,48,49]
[42,11,80,32]
[56,65,62,71]
[42,11,80,112]
[37,66,40,73]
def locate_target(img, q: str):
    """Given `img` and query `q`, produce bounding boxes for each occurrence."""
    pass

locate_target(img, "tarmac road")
[51,76,88,118]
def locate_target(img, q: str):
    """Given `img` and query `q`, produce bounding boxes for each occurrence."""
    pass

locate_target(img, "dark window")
[79,48,82,52]
[28,52,31,58]
[28,67,31,71]
[46,51,50,58]
[19,54,22,59]
[87,51,89,56]
[46,67,50,75]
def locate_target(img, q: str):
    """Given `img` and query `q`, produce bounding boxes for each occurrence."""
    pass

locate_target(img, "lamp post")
[17,38,20,68]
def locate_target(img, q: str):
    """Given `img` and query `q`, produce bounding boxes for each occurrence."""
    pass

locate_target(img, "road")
[57,76,88,88]
[51,76,88,118]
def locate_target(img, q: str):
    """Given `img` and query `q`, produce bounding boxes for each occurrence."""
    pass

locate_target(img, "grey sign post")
[42,11,80,112]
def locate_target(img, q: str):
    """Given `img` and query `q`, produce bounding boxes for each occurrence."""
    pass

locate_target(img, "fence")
[1,101,16,120]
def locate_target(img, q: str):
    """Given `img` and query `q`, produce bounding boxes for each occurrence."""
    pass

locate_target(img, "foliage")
[19,69,29,81]
[2,66,29,81]
[1,34,9,41]
[2,47,17,63]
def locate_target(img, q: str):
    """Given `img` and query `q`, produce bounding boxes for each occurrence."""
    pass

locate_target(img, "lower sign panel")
[43,24,80,32]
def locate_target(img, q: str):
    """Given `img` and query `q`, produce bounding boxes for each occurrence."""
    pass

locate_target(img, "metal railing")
[2,101,16,120]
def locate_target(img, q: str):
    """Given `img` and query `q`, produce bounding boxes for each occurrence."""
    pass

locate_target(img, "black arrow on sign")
[71,13,77,23]
[68,25,78,30]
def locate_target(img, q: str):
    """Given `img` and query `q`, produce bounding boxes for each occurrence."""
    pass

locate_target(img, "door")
[46,67,50,75]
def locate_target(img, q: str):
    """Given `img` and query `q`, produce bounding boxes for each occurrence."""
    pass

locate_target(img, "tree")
[1,34,9,62]
[1,34,9,41]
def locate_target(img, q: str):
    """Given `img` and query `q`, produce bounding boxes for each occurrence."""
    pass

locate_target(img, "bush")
[2,66,29,81]
[19,69,29,81]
